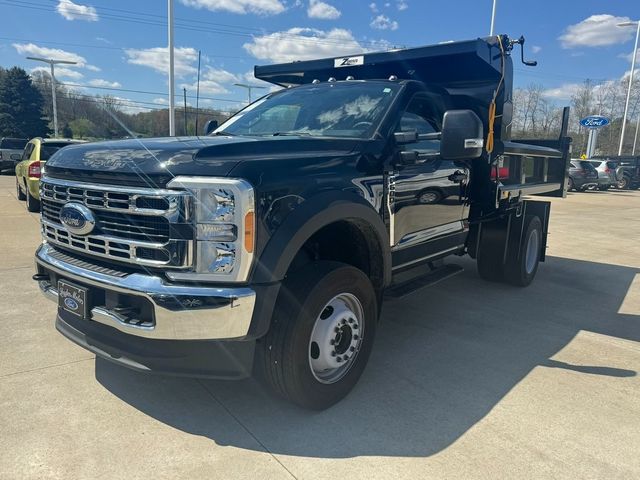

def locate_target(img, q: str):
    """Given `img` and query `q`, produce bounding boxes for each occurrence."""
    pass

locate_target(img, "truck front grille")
[40,177,193,269]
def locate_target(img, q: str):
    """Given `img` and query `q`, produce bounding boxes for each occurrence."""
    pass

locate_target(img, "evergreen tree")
[0,67,50,138]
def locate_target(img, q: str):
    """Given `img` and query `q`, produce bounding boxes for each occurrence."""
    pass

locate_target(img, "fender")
[251,190,392,286]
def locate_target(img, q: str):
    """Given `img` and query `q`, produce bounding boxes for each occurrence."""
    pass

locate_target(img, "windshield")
[214,82,400,139]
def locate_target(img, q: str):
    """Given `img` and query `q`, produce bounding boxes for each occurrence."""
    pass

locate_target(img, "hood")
[44,135,361,187]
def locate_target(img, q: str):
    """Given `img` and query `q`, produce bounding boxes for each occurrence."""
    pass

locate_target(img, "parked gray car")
[0,138,28,174]
[589,159,618,190]
[568,160,598,192]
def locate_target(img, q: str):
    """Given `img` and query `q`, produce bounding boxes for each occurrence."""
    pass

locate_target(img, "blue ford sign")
[580,115,610,128]
[59,203,96,236]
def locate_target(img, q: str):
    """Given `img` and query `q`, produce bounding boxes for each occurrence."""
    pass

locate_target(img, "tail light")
[28,162,42,178]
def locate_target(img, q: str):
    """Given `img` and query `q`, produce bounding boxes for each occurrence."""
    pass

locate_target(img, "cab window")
[396,94,441,155]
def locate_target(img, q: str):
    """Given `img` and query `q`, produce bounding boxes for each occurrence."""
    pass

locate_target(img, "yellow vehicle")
[15,138,84,211]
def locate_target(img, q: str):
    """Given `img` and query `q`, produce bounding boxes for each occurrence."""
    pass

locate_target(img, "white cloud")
[125,46,198,77]
[397,1,408,10]
[244,27,367,63]
[370,14,398,31]
[542,83,582,100]
[619,50,640,63]
[31,66,84,80]
[369,2,378,13]
[14,43,87,66]
[308,0,341,20]
[153,98,169,105]
[181,67,241,94]
[88,79,122,88]
[56,0,98,21]
[532,45,542,54]
[179,0,285,15]
[559,14,635,48]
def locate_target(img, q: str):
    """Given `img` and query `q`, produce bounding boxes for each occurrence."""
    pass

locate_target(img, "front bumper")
[35,242,256,341]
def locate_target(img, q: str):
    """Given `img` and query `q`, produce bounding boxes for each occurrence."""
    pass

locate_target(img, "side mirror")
[394,130,418,144]
[203,119,219,135]
[440,110,484,160]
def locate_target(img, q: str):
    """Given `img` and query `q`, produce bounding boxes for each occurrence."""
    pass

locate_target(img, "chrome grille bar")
[40,177,194,269]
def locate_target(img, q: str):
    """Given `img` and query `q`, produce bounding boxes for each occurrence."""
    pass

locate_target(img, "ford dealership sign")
[580,115,610,128]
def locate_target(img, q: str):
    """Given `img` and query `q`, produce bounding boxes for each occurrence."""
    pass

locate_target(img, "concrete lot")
[1,175,639,480]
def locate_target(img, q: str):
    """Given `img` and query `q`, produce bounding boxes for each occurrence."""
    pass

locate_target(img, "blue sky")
[0,0,638,113]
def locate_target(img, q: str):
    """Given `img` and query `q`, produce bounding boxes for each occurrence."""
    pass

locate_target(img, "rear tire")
[258,261,378,410]
[567,178,574,192]
[16,179,26,200]
[26,186,40,212]
[618,176,631,190]
[504,216,542,287]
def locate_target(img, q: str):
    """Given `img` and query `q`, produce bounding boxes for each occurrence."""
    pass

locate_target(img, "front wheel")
[258,261,378,410]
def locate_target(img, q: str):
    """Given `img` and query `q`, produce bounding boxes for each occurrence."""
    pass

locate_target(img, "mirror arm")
[417,132,441,141]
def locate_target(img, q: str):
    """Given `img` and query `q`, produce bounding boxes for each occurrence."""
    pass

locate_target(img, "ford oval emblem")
[64,297,79,311]
[59,203,96,236]
[580,115,610,129]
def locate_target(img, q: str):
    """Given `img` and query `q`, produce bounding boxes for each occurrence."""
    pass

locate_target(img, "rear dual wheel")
[477,215,542,287]
[258,261,378,410]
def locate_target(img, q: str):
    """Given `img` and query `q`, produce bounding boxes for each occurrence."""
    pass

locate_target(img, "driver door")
[392,93,469,258]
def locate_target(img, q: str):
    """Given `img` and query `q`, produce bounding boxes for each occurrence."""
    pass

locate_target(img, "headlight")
[166,176,255,282]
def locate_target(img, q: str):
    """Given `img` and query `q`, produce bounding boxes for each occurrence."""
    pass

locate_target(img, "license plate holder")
[58,280,89,320]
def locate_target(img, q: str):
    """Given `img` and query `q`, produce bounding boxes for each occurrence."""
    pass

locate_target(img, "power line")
[4,0,387,50]
[28,77,244,104]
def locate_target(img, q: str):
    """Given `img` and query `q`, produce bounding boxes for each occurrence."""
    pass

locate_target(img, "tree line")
[1,65,639,157]
[0,66,232,140]
[512,76,640,156]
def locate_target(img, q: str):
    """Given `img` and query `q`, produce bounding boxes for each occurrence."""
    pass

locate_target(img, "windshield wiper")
[271,131,313,137]
[214,130,237,136]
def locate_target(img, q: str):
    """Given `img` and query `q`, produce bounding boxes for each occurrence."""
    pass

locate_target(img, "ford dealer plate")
[58,280,89,320]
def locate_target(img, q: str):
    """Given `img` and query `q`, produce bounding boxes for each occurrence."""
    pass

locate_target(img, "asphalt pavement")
[1,175,639,480]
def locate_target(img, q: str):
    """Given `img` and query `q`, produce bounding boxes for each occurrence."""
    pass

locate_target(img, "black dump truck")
[34,35,571,410]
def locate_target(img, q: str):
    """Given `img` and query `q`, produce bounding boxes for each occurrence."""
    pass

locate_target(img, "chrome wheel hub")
[309,293,364,384]
[525,228,540,275]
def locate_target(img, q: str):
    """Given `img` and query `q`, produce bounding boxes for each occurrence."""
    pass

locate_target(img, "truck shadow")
[95,255,639,458]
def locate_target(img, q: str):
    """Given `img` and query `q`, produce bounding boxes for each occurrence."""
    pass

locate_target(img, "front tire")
[258,261,378,410]
[25,186,40,212]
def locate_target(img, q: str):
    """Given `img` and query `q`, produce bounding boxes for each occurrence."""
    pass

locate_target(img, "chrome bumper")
[35,243,256,341]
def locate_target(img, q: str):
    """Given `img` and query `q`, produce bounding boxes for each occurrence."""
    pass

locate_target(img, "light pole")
[168,0,176,136]
[617,20,640,155]
[26,57,77,137]
[633,115,640,155]
[234,83,266,104]
[489,0,497,36]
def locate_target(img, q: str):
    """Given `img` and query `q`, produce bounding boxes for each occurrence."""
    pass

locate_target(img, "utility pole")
[617,20,639,155]
[234,83,266,104]
[183,88,188,136]
[633,115,640,155]
[26,57,77,137]
[168,0,176,136]
[195,50,201,135]
[489,0,497,36]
